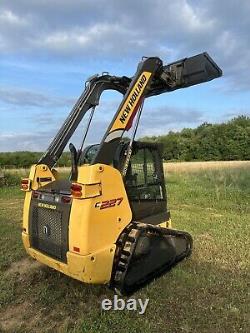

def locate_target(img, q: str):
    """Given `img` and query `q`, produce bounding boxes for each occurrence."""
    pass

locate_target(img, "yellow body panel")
[68,164,132,255]
[22,163,134,283]
[23,232,116,283]
[22,163,170,284]
[22,191,32,233]
[159,219,172,229]
[22,164,57,233]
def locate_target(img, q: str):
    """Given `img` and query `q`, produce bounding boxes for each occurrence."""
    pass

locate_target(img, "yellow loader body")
[21,53,221,294]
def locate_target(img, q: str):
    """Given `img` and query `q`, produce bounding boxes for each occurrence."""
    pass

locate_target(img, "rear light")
[21,178,30,191]
[32,191,39,199]
[73,246,80,253]
[61,195,71,204]
[71,183,82,198]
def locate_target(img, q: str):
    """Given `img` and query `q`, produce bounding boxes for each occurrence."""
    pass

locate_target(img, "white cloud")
[0,0,248,76]
[0,9,28,26]
[138,105,204,137]
[169,0,215,33]
[0,131,52,151]
[38,23,119,50]
[0,87,74,108]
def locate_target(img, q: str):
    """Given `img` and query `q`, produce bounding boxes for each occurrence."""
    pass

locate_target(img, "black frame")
[124,141,168,222]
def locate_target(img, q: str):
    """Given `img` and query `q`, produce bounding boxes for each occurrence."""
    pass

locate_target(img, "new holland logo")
[109,71,151,132]
[119,73,149,124]
[38,202,56,210]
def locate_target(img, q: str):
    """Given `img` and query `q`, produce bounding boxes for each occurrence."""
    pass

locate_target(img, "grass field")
[0,162,249,333]
[164,160,250,173]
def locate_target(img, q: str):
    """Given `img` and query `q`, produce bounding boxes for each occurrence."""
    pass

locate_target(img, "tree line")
[0,152,71,168]
[0,116,249,167]
[142,115,250,161]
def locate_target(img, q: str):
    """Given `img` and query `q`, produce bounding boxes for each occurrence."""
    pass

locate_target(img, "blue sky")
[0,0,249,152]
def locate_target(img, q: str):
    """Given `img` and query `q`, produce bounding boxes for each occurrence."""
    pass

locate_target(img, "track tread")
[110,222,193,295]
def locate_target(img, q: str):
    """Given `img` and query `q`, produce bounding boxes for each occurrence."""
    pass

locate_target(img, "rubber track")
[110,222,193,295]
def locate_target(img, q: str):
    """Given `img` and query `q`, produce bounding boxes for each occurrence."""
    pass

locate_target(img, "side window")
[144,148,157,184]
[79,145,100,165]
[128,148,145,186]
[126,147,164,200]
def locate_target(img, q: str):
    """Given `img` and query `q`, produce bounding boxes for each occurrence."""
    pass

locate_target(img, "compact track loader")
[22,53,222,295]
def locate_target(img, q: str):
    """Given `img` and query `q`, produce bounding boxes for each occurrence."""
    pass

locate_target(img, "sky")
[0,0,250,152]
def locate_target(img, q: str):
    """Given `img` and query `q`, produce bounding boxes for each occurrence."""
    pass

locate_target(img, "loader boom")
[38,75,131,168]
[39,52,222,168]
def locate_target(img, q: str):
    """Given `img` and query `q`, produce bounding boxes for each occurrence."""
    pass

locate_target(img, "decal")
[95,197,123,210]
[109,71,151,132]
[38,202,56,210]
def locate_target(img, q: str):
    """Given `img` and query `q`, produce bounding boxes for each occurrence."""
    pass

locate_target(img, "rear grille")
[30,203,69,262]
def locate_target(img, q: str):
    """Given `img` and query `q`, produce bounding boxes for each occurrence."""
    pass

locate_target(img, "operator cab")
[79,141,168,223]
[78,144,100,165]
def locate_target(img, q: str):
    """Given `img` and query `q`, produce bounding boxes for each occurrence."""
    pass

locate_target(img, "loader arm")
[94,52,222,165]
[39,52,221,169]
[93,57,163,165]
[38,75,131,168]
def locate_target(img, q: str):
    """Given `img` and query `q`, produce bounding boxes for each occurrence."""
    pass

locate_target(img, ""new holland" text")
[119,74,147,124]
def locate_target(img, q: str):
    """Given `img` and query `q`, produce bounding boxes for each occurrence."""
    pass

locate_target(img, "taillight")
[32,191,39,199]
[61,195,71,203]
[71,183,82,198]
[73,246,80,253]
[21,178,30,191]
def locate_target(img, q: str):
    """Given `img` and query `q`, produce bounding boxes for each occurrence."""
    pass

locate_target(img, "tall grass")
[0,163,249,333]
[0,172,24,187]
[166,167,250,213]
[164,160,250,173]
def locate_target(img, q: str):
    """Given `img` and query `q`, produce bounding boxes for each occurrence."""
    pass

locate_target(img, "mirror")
[69,143,78,181]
